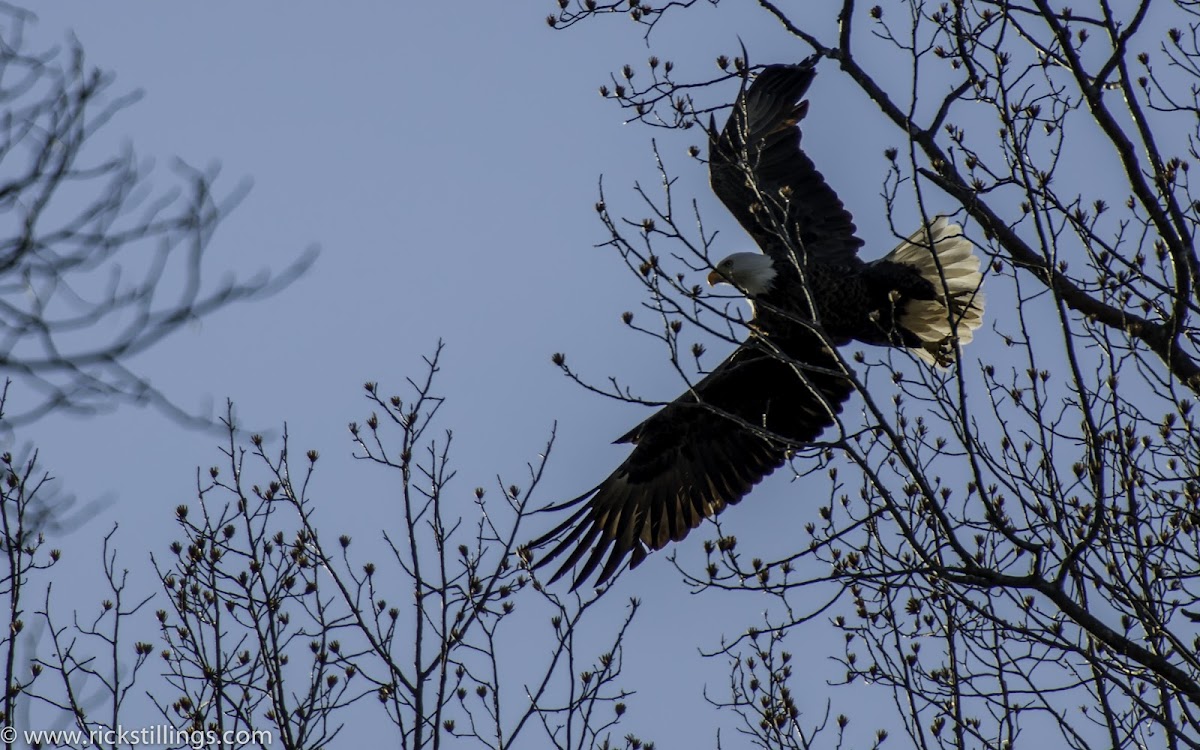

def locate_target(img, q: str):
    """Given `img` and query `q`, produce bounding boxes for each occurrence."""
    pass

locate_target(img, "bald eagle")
[529,59,984,589]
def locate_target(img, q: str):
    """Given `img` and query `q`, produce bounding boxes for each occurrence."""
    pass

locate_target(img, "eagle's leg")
[922,337,957,367]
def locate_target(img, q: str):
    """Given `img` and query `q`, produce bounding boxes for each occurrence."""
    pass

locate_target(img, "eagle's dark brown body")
[759,257,939,351]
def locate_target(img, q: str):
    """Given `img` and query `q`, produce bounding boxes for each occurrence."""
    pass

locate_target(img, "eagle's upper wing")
[528,335,852,589]
[709,60,864,264]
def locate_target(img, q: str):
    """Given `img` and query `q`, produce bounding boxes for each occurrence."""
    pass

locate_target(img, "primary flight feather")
[529,58,984,589]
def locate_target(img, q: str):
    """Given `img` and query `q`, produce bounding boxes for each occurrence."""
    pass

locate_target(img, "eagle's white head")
[707,252,777,297]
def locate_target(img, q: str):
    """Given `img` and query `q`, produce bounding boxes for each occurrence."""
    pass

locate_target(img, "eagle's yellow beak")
[707,269,725,286]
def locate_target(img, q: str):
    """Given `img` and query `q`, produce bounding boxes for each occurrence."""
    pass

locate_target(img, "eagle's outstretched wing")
[528,334,852,589]
[709,60,864,263]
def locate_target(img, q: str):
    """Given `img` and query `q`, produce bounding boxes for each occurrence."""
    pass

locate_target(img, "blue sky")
[12,3,1019,745]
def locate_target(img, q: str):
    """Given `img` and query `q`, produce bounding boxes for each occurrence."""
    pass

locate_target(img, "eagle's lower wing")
[709,60,864,264]
[529,336,852,589]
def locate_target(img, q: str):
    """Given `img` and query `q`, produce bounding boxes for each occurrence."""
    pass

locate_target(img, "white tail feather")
[884,217,985,365]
